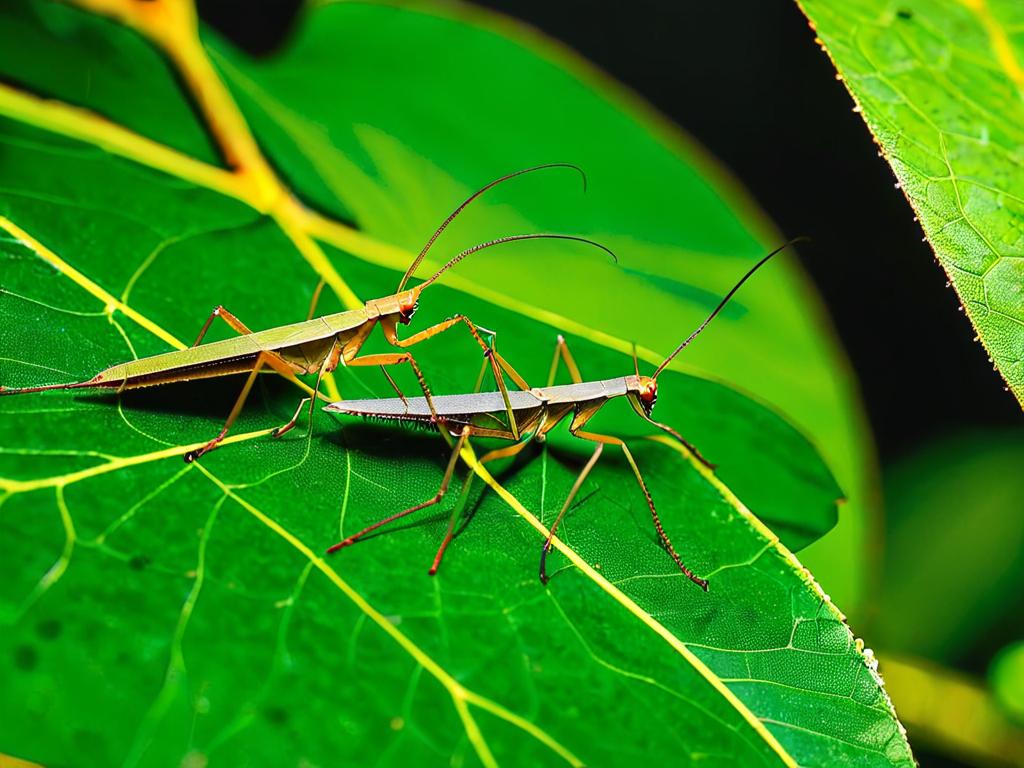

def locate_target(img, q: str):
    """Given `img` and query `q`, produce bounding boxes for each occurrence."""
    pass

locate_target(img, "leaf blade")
[796,0,1024,405]
[0,2,912,765]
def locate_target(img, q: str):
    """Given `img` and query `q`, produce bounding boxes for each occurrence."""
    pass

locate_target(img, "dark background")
[197,3,1022,765]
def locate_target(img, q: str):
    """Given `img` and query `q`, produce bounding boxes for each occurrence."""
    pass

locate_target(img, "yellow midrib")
[197,465,581,768]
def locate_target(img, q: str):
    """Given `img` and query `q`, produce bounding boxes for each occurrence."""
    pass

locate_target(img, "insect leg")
[547,334,584,386]
[428,472,475,575]
[270,338,340,439]
[389,315,529,440]
[478,440,534,464]
[538,443,604,584]
[378,364,410,410]
[427,436,538,575]
[190,305,256,346]
[327,426,471,553]
[184,350,293,463]
[550,334,713,468]
[427,344,536,574]
[346,351,443,421]
[572,427,708,591]
[188,305,334,406]
[306,278,327,321]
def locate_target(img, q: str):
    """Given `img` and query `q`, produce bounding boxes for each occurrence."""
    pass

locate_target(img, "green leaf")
[0,1,910,766]
[206,1,878,610]
[873,429,1024,661]
[992,641,1024,723]
[795,0,1024,405]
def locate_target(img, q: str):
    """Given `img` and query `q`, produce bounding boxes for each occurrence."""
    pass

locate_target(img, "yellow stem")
[66,0,361,311]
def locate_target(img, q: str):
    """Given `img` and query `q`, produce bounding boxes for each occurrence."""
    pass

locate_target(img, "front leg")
[346,350,444,427]
[383,315,529,440]
[551,333,712,468]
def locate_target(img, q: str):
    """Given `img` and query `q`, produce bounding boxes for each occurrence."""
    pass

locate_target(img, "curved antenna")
[631,342,640,377]
[396,163,587,292]
[418,233,616,290]
[652,237,808,379]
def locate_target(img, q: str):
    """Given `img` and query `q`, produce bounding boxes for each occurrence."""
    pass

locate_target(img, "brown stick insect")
[0,165,613,462]
[324,241,802,590]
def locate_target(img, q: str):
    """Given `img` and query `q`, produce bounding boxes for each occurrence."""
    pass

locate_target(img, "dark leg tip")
[183,451,197,464]
[270,428,281,439]
[428,565,439,576]
[692,576,709,592]
[539,573,550,586]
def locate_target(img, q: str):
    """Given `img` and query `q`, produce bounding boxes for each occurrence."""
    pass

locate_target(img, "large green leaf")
[207,0,877,613]
[0,1,910,765]
[795,0,1024,405]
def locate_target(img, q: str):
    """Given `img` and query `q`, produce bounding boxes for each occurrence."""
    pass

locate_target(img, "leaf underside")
[0,1,912,766]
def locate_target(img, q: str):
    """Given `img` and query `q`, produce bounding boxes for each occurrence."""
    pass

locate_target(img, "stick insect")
[0,165,613,463]
[325,240,801,591]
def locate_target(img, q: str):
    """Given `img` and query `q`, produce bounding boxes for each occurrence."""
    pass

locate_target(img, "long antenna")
[0,379,96,395]
[652,237,808,379]
[396,163,587,292]
[419,234,616,290]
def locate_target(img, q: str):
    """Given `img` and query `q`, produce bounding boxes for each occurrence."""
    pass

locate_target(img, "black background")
[196,3,1022,764]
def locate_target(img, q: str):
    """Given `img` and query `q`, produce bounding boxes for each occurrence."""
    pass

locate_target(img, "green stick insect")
[324,241,801,590]
[0,165,613,462]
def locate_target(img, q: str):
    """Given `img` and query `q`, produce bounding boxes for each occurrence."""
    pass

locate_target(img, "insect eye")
[398,300,417,324]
